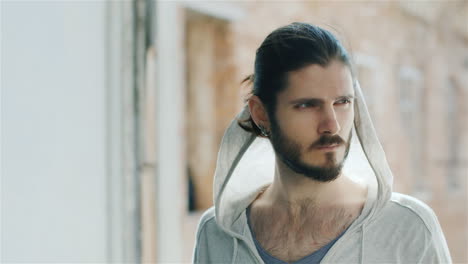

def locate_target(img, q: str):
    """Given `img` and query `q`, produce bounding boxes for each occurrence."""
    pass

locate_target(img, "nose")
[317,106,340,135]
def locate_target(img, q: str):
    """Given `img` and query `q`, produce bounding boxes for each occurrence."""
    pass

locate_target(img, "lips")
[317,144,339,150]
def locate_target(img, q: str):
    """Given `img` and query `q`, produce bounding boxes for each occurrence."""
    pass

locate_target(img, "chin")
[306,152,342,165]
[302,159,337,170]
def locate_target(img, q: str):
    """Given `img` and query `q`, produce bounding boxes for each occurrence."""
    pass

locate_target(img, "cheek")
[338,109,354,133]
[275,109,319,138]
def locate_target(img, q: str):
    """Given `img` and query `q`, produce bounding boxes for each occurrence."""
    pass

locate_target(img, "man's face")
[268,60,355,182]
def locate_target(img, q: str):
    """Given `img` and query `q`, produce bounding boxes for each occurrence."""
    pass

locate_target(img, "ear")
[248,95,270,129]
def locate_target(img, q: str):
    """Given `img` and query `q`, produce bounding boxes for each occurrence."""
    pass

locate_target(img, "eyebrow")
[289,94,355,105]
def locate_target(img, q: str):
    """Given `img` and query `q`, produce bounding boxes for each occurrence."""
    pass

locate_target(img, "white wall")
[2,2,108,262]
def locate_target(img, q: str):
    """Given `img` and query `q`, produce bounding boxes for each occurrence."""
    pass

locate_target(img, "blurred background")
[2,0,467,263]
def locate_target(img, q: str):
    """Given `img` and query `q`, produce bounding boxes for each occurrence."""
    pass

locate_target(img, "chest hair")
[249,200,359,262]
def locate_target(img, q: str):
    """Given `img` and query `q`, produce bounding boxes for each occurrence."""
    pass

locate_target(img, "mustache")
[309,135,345,149]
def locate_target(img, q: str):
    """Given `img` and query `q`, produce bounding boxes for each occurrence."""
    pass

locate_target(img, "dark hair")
[238,22,353,137]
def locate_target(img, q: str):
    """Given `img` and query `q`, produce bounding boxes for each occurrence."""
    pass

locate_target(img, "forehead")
[279,60,354,100]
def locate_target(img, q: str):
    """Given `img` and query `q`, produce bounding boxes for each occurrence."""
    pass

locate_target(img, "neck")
[261,157,358,209]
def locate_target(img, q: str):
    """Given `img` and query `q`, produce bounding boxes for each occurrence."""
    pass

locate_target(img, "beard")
[269,116,352,182]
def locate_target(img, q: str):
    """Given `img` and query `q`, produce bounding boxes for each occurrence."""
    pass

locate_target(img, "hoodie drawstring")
[231,237,238,263]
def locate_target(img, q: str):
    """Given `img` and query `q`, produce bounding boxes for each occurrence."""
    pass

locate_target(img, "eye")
[295,102,316,109]
[335,98,351,105]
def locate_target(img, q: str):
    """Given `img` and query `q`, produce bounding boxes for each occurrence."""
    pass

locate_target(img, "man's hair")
[238,22,353,137]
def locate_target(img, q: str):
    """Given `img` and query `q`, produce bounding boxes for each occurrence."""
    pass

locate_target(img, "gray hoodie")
[193,82,452,264]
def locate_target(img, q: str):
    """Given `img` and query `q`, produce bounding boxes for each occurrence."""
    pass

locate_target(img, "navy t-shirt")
[246,205,348,264]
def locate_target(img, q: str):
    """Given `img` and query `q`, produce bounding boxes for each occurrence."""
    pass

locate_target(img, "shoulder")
[364,193,452,263]
[385,192,452,262]
[193,207,236,263]
[387,192,440,234]
[195,207,229,243]
[197,206,216,232]
[367,192,441,240]
[368,192,436,238]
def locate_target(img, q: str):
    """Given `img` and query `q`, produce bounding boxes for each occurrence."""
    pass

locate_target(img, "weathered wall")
[2,2,109,262]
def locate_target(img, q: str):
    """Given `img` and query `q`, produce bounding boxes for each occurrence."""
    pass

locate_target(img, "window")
[185,10,237,211]
[398,65,430,199]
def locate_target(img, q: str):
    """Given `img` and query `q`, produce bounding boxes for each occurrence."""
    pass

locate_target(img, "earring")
[258,125,270,137]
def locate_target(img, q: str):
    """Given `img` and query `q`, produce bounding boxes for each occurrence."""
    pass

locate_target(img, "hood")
[213,80,394,239]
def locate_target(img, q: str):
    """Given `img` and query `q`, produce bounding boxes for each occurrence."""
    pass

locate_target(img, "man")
[193,23,451,263]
